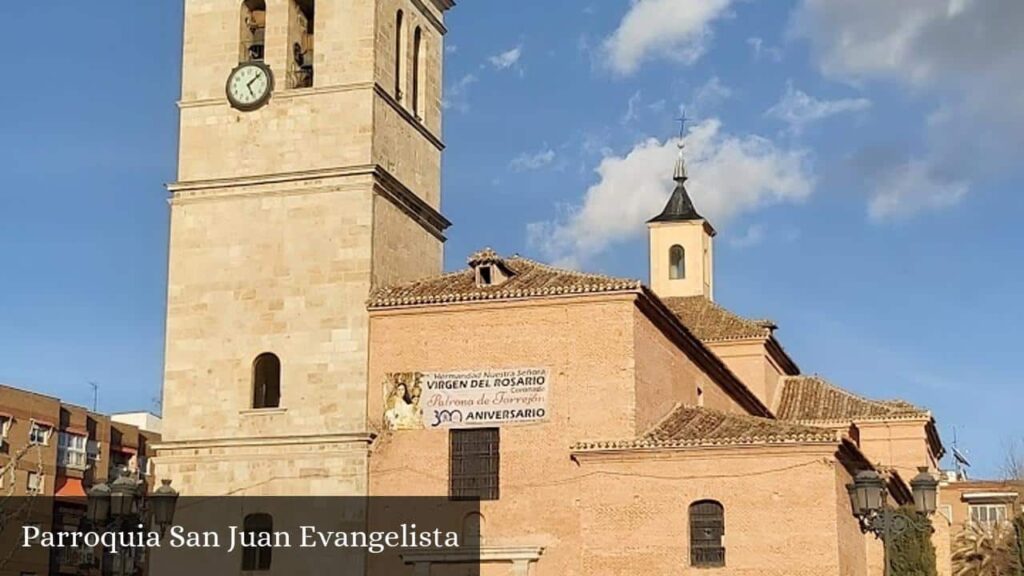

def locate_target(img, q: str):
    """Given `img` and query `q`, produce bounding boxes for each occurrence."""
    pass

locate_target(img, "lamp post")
[86,468,179,575]
[847,467,939,576]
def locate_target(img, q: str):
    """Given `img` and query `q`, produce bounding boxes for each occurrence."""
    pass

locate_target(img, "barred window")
[689,500,725,567]
[449,428,499,501]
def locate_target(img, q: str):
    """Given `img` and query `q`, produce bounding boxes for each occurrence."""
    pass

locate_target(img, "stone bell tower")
[156,0,454,496]
[648,142,716,300]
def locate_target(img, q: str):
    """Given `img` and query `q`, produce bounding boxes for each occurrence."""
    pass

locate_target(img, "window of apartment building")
[57,432,88,469]
[449,428,499,501]
[27,471,43,493]
[0,414,11,443]
[689,500,726,567]
[29,422,51,445]
[969,503,1009,528]
[241,513,274,571]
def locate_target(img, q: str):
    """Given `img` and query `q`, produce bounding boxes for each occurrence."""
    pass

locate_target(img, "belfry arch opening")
[240,0,267,63]
[288,0,315,88]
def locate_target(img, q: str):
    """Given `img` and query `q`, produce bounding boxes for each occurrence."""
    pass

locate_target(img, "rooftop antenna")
[88,381,99,412]
[952,427,971,481]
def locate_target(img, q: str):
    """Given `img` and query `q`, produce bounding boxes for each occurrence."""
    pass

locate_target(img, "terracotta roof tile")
[572,404,838,451]
[369,250,642,308]
[661,296,774,342]
[776,376,930,423]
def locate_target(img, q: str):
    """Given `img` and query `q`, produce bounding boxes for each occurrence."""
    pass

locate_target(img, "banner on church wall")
[383,368,549,430]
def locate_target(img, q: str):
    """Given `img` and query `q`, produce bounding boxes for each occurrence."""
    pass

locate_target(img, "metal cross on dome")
[676,112,691,147]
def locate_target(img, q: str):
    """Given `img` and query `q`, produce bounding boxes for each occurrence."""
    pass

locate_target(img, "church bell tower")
[156,0,454,496]
[648,142,716,300]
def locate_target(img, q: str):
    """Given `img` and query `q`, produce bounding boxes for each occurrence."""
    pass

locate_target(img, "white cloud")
[766,83,871,134]
[442,74,478,112]
[688,76,732,118]
[792,0,1024,216]
[489,45,523,70]
[602,0,733,75]
[729,224,766,248]
[868,160,968,222]
[528,119,814,267]
[747,37,783,62]
[510,148,557,172]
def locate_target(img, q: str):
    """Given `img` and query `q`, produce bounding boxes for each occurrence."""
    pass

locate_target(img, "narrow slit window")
[395,11,406,101]
[412,27,424,120]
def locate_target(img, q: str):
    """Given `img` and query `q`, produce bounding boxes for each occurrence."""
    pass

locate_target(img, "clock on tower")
[156,0,455,497]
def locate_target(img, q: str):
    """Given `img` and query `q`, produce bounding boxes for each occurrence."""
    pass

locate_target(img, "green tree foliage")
[891,506,938,576]
[952,516,1023,576]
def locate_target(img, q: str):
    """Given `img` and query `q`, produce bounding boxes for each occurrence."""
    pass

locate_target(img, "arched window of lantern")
[241,513,273,571]
[240,0,267,63]
[252,353,281,409]
[689,500,725,567]
[669,245,686,280]
[395,11,406,101]
[412,26,424,120]
[288,0,315,88]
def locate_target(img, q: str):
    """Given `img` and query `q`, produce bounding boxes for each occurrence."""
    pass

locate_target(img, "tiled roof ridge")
[368,250,643,309]
[661,295,775,342]
[509,255,641,284]
[572,404,839,452]
[777,375,930,423]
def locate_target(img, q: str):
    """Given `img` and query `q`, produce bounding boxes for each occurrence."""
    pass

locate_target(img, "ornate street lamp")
[910,467,939,515]
[150,479,181,537]
[848,467,939,576]
[86,468,180,575]
[86,481,112,526]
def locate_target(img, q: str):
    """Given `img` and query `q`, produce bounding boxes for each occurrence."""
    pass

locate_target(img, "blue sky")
[0,0,1021,477]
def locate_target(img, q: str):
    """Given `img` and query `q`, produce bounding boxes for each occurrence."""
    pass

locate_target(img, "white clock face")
[227,63,272,110]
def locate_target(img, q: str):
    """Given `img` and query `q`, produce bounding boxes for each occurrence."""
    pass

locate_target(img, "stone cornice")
[402,546,543,564]
[373,167,451,240]
[153,432,375,452]
[373,84,445,150]
[411,0,450,35]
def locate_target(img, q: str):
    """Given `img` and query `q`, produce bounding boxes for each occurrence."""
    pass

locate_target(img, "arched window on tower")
[412,26,424,121]
[288,0,315,88]
[462,512,484,547]
[669,245,686,280]
[240,0,267,62]
[241,513,274,571]
[252,353,281,409]
[395,11,406,101]
[689,500,725,567]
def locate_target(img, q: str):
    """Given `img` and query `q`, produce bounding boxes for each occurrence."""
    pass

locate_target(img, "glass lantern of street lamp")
[86,481,111,526]
[848,470,885,517]
[110,469,140,519]
[910,467,939,515]
[150,479,180,537]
